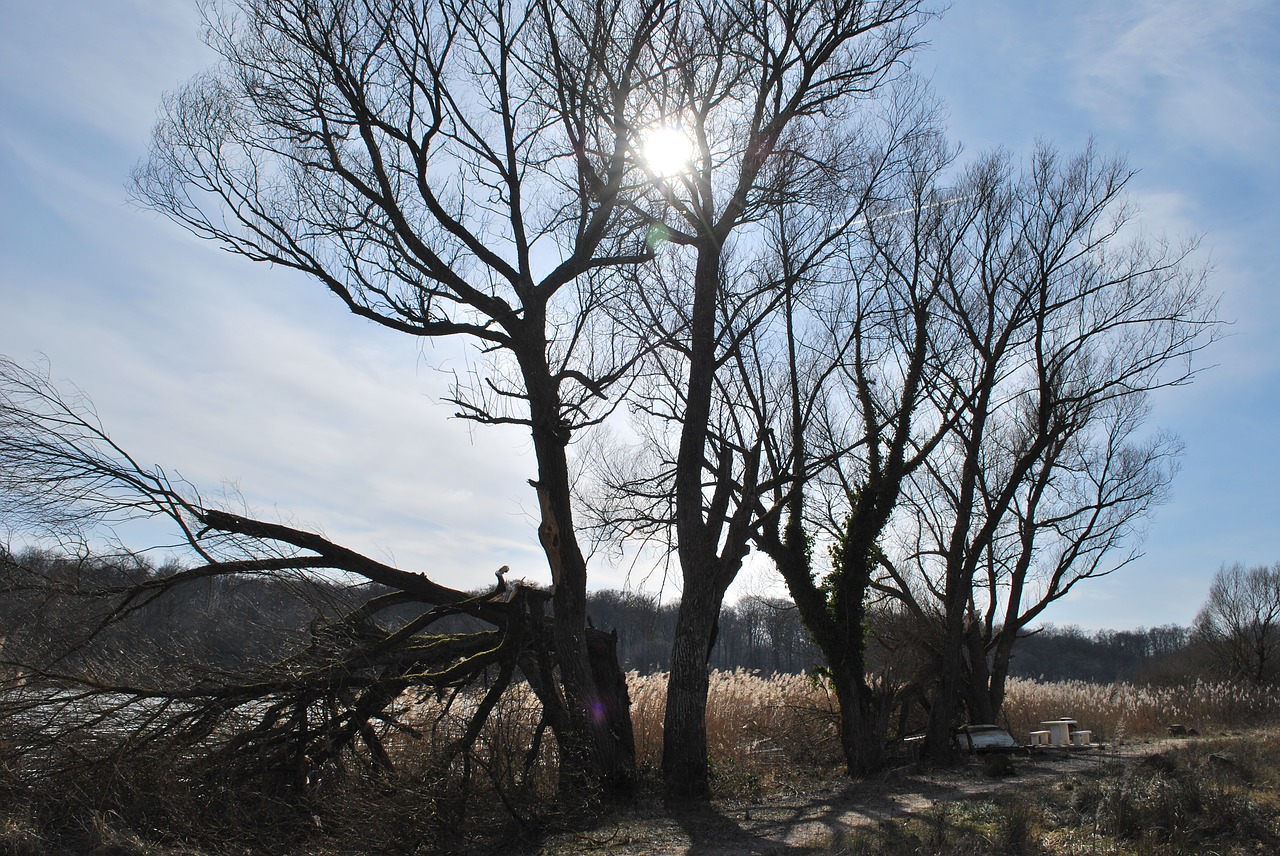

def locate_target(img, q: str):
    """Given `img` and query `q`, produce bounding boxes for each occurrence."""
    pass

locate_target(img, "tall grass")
[6,671,1279,853]
[628,669,839,784]
[1000,678,1280,745]
[628,671,1280,780]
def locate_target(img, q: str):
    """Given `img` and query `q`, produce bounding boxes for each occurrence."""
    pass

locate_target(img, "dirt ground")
[536,743,1158,855]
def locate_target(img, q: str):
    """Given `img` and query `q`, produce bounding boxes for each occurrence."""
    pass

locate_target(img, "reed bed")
[628,671,1280,778]
[1000,677,1280,745]
[629,669,840,783]
[7,671,1280,854]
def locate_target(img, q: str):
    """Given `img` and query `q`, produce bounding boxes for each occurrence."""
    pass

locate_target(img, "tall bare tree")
[890,144,1218,758]
[726,134,1215,772]
[587,0,927,798]
[127,0,690,796]
[754,90,968,775]
[957,396,1185,723]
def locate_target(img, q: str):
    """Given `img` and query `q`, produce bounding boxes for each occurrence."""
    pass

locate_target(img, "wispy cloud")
[1070,0,1280,161]
[0,3,543,589]
[0,3,211,155]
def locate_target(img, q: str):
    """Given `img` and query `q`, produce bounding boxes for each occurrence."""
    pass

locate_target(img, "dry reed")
[629,669,840,781]
[1000,678,1280,745]
[629,671,1280,779]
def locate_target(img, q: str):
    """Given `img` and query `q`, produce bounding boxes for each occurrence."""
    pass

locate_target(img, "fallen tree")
[0,356,632,815]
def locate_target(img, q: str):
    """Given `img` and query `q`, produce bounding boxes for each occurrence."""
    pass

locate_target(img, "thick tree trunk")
[767,507,894,778]
[924,594,967,764]
[665,238,725,799]
[828,510,896,775]
[831,664,889,776]
[529,473,635,798]
[586,626,637,787]
[983,629,1019,723]
[662,585,720,799]
[964,624,997,725]
[520,339,635,798]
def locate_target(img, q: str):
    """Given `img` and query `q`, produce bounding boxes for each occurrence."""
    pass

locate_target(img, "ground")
[536,742,1180,855]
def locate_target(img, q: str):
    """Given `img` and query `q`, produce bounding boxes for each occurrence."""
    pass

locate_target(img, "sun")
[640,123,696,178]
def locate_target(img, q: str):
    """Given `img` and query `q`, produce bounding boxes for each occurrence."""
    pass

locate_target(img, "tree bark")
[662,584,720,799]
[831,665,890,776]
[663,238,726,798]
[521,331,635,797]
[963,622,996,725]
[924,580,968,764]
[763,501,896,777]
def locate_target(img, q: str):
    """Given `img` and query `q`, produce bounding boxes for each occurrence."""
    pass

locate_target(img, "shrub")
[1068,741,1280,850]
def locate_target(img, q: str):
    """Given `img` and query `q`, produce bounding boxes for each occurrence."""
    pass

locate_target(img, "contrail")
[850,193,973,229]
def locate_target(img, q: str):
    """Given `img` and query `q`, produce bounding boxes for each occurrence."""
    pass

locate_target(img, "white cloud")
[1070,0,1280,160]
[0,2,212,155]
[0,4,544,590]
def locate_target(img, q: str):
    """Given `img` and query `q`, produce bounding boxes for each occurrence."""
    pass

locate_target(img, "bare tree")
[577,0,927,798]
[1194,562,1280,684]
[958,396,1184,723]
[126,0,695,795]
[585,126,1214,775]
[746,135,1214,772]
[888,143,1219,758]
[751,86,966,775]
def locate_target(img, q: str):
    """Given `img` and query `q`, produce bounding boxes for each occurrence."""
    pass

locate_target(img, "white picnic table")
[1040,718,1076,746]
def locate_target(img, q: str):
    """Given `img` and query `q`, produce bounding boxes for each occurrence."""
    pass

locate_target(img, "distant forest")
[585,590,1198,685]
[0,549,1202,687]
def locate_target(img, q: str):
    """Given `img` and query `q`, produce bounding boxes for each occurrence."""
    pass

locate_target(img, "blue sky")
[2,1,1276,630]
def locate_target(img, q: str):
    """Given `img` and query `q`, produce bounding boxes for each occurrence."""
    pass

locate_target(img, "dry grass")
[628,669,840,789]
[631,671,1280,782]
[627,670,1280,803]
[5,672,1280,854]
[821,732,1280,855]
[1000,678,1280,745]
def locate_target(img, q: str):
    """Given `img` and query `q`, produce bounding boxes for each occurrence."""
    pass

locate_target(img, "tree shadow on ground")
[533,753,1113,854]
[668,800,810,854]
[667,754,1102,854]
[659,776,961,854]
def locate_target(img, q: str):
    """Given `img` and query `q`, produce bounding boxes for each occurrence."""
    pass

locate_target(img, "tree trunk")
[828,510,895,775]
[964,624,997,725]
[665,238,725,799]
[586,626,637,789]
[766,506,894,778]
[924,590,967,764]
[831,663,889,776]
[521,340,635,798]
[662,585,720,799]
[984,628,1019,723]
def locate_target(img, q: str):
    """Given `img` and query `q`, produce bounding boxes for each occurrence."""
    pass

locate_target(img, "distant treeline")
[589,594,1203,684]
[0,548,1204,686]
[583,588,822,675]
[1003,624,1194,684]
[0,549,821,680]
